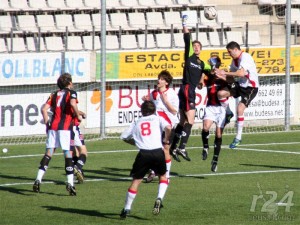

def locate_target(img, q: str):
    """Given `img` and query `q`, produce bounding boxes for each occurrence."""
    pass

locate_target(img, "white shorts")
[72,126,84,147]
[46,130,71,151]
[203,105,226,128]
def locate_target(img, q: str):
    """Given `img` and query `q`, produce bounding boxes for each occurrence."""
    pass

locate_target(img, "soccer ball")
[2,148,8,153]
[204,7,217,20]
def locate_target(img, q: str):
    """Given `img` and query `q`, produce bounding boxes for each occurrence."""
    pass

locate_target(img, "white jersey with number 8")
[120,115,169,150]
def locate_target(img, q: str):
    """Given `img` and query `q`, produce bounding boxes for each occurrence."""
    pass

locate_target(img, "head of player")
[157,70,173,89]
[192,40,202,56]
[226,41,242,59]
[57,73,73,90]
[141,100,156,117]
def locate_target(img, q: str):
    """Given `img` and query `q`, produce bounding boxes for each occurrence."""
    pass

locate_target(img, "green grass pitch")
[0,132,299,225]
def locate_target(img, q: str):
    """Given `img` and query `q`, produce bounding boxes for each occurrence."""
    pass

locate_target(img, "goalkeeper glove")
[182,14,188,27]
[208,56,221,69]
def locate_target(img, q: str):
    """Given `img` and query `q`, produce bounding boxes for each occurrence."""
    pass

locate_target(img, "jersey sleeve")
[70,90,78,100]
[120,122,135,140]
[240,53,253,74]
[203,61,212,75]
[169,90,179,112]
[184,33,192,60]
[159,116,170,131]
[45,91,56,106]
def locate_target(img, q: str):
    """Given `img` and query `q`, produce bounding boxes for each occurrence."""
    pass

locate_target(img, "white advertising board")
[0,93,49,136]
[0,83,295,137]
[86,82,294,128]
[0,52,92,86]
[0,92,86,137]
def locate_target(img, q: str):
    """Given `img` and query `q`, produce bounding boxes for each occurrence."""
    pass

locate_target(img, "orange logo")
[90,85,113,112]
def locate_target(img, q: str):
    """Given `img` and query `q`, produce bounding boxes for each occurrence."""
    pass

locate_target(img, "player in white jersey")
[119,101,172,219]
[143,70,179,183]
[215,41,259,149]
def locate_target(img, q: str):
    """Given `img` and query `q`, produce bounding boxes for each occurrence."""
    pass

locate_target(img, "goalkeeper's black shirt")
[182,33,210,88]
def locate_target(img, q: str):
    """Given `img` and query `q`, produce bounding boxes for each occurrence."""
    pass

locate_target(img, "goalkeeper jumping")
[170,14,211,162]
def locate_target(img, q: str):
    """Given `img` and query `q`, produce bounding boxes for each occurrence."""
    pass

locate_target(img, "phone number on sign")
[257,89,283,97]
[256,59,294,74]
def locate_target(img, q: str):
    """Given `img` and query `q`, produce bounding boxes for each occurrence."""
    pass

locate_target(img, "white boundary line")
[1,141,300,159]
[231,148,300,155]
[0,169,299,187]
[0,141,299,187]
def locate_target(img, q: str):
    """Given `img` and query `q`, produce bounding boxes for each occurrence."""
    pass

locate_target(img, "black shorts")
[229,82,258,107]
[130,149,166,179]
[178,84,196,111]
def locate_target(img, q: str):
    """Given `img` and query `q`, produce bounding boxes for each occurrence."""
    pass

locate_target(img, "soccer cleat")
[33,180,40,193]
[225,111,234,125]
[144,171,156,183]
[211,160,218,172]
[177,148,191,161]
[171,148,181,162]
[229,138,241,149]
[152,198,163,215]
[202,148,208,160]
[74,166,84,184]
[120,208,130,219]
[66,183,76,196]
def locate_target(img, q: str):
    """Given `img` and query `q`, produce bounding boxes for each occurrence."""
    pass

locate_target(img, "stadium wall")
[0,46,299,140]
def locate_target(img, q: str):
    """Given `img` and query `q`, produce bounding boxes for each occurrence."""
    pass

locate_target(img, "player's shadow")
[42,206,148,220]
[240,163,300,170]
[0,174,35,182]
[178,175,205,180]
[75,167,132,182]
[51,166,131,181]
[0,186,34,195]
[0,186,57,196]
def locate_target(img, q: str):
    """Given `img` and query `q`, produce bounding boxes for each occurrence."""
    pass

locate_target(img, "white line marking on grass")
[185,169,300,177]
[235,142,300,146]
[231,148,300,155]
[0,150,137,159]
[0,169,299,187]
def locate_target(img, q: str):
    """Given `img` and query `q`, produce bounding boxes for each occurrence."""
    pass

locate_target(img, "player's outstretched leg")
[211,137,222,172]
[229,138,241,149]
[201,130,210,160]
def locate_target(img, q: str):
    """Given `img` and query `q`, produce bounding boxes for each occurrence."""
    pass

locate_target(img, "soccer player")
[170,15,211,162]
[143,70,179,183]
[201,56,227,172]
[119,101,172,219]
[215,41,259,149]
[33,73,81,196]
[71,110,87,184]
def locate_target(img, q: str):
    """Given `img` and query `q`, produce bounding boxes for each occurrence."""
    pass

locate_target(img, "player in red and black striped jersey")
[33,73,81,196]
[201,56,228,172]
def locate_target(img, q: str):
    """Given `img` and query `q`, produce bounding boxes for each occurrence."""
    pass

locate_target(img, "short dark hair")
[57,73,72,89]
[192,40,202,50]
[226,41,241,50]
[141,100,156,116]
[158,70,173,85]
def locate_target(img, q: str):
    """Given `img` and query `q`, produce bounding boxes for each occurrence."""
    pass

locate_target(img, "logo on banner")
[90,85,113,112]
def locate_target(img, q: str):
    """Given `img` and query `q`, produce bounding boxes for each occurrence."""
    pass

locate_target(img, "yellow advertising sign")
[212,47,300,76]
[118,51,184,79]
[115,46,300,80]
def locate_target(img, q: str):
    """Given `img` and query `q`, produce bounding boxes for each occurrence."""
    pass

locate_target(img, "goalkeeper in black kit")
[170,14,211,162]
